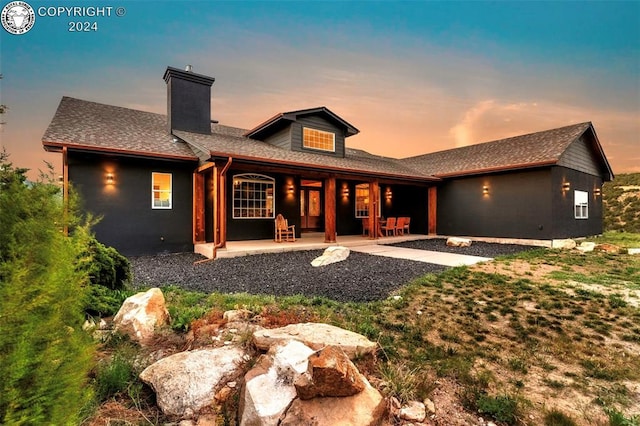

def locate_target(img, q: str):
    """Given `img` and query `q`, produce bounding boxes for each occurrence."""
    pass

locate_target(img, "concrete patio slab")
[350,245,492,266]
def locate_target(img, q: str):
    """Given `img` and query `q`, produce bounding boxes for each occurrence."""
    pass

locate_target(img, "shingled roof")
[43,97,198,160]
[42,97,612,182]
[402,122,612,179]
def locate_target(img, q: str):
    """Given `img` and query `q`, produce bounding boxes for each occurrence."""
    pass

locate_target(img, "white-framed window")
[303,127,335,152]
[355,183,381,218]
[152,172,172,209]
[574,190,589,219]
[233,174,275,219]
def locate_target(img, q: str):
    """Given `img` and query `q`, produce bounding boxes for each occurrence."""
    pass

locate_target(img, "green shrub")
[77,235,131,291]
[0,153,95,424]
[605,407,640,426]
[544,408,578,426]
[477,394,520,425]
[94,353,136,402]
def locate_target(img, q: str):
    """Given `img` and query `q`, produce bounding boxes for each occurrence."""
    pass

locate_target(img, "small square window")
[574,190,588,219]
[152,172,172,209]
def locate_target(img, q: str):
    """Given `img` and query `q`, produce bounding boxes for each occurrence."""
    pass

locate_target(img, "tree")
[0,151,95,424]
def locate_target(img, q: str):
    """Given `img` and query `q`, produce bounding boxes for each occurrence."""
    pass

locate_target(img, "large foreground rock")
[280,377,385,426]
[253,323,377,359]
[140,346,248,419]
[311,246,350,267]
[113,287,170,343]
[294,345,366,399]
[239,340,315,426]
[446,237,472,247]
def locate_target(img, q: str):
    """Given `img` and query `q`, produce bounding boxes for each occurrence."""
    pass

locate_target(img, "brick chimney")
[163,65,215,135]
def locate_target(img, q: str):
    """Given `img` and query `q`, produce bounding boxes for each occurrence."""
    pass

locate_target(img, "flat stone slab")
[253,323,377,359]
[350,245,491,266]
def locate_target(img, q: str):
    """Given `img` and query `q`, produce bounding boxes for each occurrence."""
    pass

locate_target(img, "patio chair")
[275,214,295,242]
[381,217,396,237]
[402,217,410,234]
[395,217,406,236]
[362,217,370,236]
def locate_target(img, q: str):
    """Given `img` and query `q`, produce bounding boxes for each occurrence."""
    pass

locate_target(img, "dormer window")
[303,127,335,152]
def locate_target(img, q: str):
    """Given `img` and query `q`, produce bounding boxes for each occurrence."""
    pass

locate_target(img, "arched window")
[232,174,275,219]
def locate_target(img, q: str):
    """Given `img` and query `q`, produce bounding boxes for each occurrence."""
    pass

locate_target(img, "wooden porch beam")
[193,172,205,243]
[428,186,437,234]
[324,176,336,243]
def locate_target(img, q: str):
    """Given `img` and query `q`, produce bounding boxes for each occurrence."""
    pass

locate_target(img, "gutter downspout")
[212,157,232,259]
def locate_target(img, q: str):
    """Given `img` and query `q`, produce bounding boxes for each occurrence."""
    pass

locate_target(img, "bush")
[0,153,95,424]
[477,394,520,425]
[77,236,131,291]
[94,353,136,402]
[76,234,132,316]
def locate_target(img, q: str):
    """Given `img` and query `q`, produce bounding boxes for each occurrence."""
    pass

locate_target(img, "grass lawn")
[94,232,640,425]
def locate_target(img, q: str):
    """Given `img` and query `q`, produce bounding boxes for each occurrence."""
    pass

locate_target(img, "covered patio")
[195,232,432,259]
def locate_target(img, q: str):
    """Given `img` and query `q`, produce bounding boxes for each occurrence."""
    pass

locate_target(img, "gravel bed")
[130,250,446,303]
[390,238,540,257]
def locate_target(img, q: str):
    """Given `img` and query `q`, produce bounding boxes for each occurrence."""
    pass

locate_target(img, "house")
[42,66,613,256]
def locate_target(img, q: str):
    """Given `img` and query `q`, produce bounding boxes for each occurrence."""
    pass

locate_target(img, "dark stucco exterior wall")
[436,167,605,240]
[68,151,196,255]
[436,169,554,239]
[551,166,604,238]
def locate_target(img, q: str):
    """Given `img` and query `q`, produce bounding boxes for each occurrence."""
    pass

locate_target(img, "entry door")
[300,184,323,232]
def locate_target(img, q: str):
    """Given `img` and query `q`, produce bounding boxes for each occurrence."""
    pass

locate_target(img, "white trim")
[151,172,172,209]
[574,190,589,219]
[232,173,275,219]
[302,127,336,153]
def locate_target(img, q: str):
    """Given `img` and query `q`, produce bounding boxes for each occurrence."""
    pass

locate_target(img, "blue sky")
[1,0,638,178]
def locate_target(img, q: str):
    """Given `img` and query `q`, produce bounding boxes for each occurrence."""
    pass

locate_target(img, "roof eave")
[42,141,199,162]
[433,160,559,179]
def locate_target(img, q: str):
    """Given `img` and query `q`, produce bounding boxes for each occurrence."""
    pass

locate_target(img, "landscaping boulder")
[576,242,596,253]
[399,401,427,422]
[239,340,315,426]
[280,377,385,426]
[294,345,366,399]
[113,287,170,343]
[311,245,350,267]
[551,239,577,250]
[628,248,640,255]
[253,322,377,359]
[140,346,248,419]
[446,237,472,247]
[594,243,622,254]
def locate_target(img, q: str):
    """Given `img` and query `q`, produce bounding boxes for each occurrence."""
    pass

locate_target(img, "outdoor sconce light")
[106,172,114,185]
[341,184,349,198]
[385,188,393,201]
[287,181,294,195]
[562,182,571,192]
[482,185,489,195]
[594,187,602,196]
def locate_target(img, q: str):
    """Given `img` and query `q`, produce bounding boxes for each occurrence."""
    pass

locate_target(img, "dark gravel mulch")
[130,239,537,303]
[390,239,540,257]
[130,250,445,303]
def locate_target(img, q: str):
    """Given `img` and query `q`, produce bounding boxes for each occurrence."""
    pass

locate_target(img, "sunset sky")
[1,1,638,180]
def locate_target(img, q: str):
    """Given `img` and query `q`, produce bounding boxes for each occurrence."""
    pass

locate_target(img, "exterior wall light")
[594,187,602,196]
[562,182,571,192]
[106,172,114,185]
[341,183,349,198]
[482,185,489,195]
[385,187,392,201]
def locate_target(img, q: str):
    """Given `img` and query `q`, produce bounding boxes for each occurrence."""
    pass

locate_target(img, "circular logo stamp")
[2,1,35,35]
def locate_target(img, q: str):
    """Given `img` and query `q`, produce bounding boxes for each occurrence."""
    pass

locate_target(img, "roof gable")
[244,106,359,140]
[402,122,612,180]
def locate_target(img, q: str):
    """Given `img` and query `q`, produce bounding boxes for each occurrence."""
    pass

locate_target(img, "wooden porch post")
[368,180,379,239]
[324,176,336,243]
[212,165,219,246]
[428,186,437,235]
[193,172,205,243]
